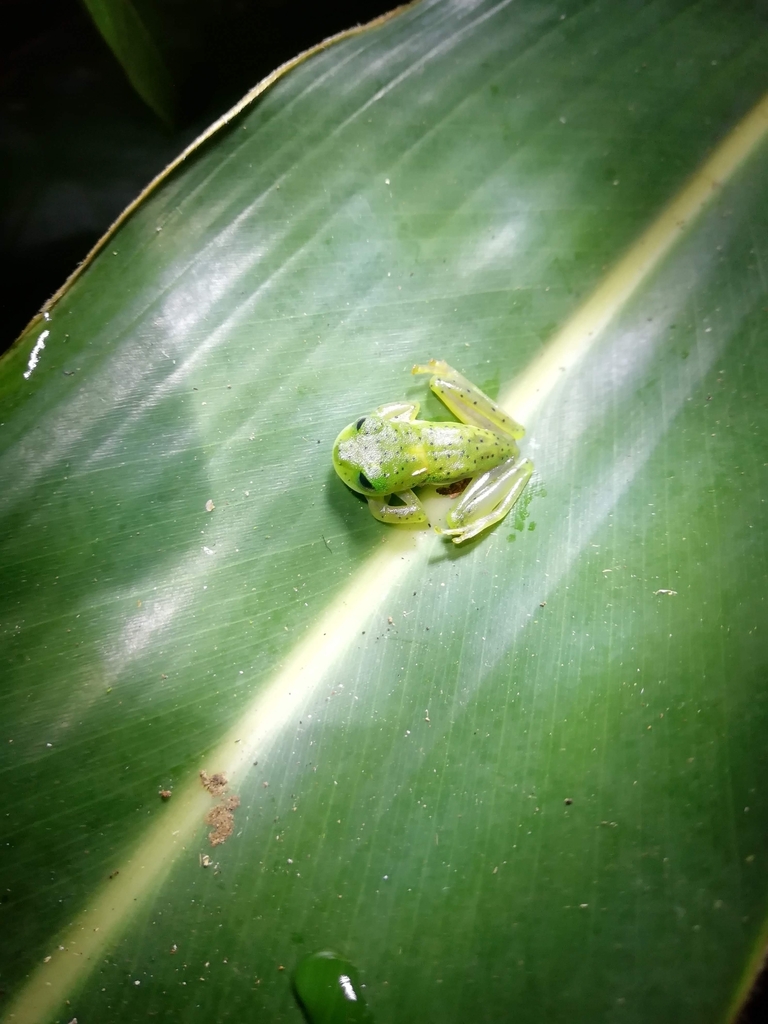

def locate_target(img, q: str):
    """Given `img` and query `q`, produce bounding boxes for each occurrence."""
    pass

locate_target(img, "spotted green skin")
[333,416,516,496]
[332,360,534,544]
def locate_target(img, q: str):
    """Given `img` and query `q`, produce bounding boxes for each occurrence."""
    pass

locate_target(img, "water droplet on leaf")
[293,951,373,1023]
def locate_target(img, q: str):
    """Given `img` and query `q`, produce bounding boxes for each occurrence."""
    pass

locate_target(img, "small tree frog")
[332,359,533,544]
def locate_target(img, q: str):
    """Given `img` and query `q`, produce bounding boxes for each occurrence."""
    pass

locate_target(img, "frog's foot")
[366,489,428,526]
[412,359,450,377]
[438,457,533,544]
[375,400,420,423]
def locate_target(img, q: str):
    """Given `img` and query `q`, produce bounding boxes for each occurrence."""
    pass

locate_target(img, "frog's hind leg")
[367,489,428,525]
[413,360,524,440]
[439,457,533,544]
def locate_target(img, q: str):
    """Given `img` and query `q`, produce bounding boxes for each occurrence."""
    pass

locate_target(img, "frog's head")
[332,415,400,496]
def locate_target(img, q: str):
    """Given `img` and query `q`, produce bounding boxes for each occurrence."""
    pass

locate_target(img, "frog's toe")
[435,525,469,543]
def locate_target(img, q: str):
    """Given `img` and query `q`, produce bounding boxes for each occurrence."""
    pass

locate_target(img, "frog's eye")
[358,471,373,490]
[356,417,366,430]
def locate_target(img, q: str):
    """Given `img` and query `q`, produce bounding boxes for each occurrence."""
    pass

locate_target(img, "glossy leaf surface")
[2,1,768,1022]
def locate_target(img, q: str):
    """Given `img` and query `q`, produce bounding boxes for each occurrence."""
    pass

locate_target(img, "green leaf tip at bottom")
[293,950,374,1024]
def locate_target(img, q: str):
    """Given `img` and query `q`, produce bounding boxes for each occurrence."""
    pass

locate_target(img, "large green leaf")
[2,1,768,1021]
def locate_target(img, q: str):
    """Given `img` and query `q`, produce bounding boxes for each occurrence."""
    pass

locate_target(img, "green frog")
[332,359,532,544]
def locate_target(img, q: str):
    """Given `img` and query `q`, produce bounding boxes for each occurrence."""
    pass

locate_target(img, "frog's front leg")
[412,359,524,440]
[366,489,428,525]
[440,456,533,544]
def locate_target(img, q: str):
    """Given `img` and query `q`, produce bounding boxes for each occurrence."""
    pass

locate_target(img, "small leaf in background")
[81,0,175,123]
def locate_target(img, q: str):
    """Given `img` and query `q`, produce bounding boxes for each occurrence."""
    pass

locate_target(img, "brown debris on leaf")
[205,795,241,847]
[199,770,228,797]
[200,770,239,847]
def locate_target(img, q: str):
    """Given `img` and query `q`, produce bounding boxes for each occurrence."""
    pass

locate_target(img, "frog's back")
[419,421,516,485]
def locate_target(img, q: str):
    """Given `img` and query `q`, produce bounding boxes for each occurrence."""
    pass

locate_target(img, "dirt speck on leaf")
[206,795,241,846]
[200,771,228,796]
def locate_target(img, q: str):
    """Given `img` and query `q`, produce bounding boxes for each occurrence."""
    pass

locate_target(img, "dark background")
[0,0,395,354]
[0,1,766,1018]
